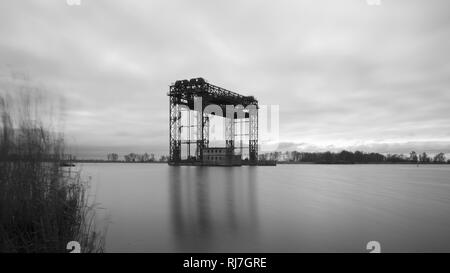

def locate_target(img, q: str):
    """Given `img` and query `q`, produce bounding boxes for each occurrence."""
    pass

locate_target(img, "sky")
[0,0,449,158]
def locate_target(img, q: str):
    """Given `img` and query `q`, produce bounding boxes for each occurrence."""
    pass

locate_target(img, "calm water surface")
[82,163,450,252]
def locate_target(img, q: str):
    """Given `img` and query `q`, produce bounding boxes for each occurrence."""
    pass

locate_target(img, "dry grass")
[0,87,105,253]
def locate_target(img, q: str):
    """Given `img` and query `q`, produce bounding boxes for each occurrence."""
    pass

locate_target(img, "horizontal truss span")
[168,78,258,108]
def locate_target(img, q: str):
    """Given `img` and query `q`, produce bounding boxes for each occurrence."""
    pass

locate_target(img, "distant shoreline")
[277,161,450,165]
[72,160,167,164]
[70,160,450,165]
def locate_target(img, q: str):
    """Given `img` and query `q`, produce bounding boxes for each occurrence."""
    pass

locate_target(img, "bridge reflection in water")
[168,166,260,252]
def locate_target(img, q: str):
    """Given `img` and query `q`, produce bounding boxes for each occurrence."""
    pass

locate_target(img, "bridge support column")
[249,106,258,163]
[169,94,181,163]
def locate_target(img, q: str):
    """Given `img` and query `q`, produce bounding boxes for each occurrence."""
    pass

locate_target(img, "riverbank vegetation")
[0,88,105,252]
[261,150,449,164]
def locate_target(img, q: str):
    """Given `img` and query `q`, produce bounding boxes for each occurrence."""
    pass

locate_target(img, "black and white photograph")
[1,0,450,263]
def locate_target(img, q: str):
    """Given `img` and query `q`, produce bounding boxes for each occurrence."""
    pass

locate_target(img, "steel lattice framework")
[168,78,258,165]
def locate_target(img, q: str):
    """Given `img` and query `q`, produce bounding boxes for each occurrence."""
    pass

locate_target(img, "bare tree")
[410,151,418,162]
[433,153,446,163]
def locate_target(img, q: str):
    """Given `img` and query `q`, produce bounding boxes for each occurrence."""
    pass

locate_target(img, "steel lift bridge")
[168,78,258,166]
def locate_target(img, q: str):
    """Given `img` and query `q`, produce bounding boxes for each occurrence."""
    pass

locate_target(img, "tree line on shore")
[259,150,450,164]
[106,153,168,162]
[103,150,450,164]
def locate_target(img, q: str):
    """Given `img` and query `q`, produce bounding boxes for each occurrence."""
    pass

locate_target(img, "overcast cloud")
[1,0,449,158]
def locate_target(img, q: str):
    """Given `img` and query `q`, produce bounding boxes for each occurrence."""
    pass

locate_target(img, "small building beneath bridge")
[202,147,242,166]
